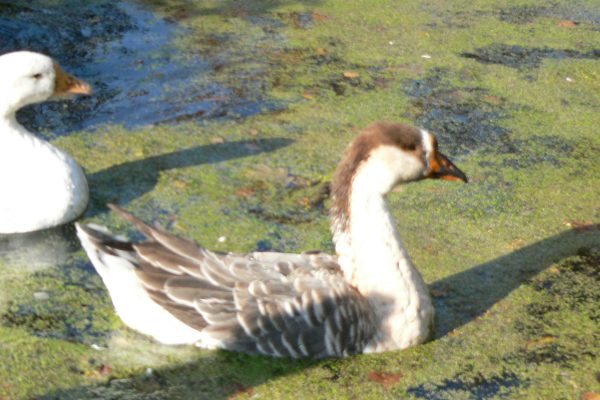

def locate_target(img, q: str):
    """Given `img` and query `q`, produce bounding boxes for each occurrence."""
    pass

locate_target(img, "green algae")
[1,0,599,398]
[1,260,117,345]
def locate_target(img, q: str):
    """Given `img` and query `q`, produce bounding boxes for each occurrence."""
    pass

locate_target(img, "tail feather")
[107,203,157,238]
[108,203,207,262]
[75,221,204,345]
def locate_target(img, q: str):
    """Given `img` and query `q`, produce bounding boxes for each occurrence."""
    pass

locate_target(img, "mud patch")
[403,69,511,155]
[235,165,330,226]
[1,262,116,345]
[407,369,526,399]
[263,45,381,99]
[461,44,600,69]
[277,11,315,29]
[511,247,599,368]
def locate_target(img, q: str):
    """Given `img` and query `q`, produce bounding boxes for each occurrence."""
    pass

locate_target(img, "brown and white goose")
[76,122,467,358]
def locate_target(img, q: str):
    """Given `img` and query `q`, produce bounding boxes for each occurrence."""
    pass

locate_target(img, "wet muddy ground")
[1,0,599,399]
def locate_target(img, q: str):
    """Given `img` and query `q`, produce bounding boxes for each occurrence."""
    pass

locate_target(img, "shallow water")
[4,0,279,135]
[1,0,599,399]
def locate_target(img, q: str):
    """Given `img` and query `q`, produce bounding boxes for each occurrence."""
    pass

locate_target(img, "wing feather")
[79,207,378,358]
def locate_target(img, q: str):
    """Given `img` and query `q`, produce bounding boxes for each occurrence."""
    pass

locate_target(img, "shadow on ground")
[0,225,80,270]
[432,227,600,337]
[87,137,293,215]
[0,138,292,268]
[40,352,320,400]
[38,227,599,399]
[141,0,322,20]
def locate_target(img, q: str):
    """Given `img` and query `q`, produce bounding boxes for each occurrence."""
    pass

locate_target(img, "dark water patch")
[509,247,600,368]
[498,135,576,169]
[528,247,600,322]
[426,2,600,30]
[403,69,511,155]
[0,1,132,61]
[497,3,600,26]
[498,5,548,24]
[3,0,281,135]
[0,2,31,14]
[407,369,526,399]
[461,44,600,69]
[1,261,116,345]
[516,341,586,367]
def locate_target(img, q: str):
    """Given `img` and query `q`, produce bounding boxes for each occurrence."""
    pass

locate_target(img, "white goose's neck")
[332,157,433,352]
[0,106,18,126]
[0,93,29,121]
[0,108,44,147]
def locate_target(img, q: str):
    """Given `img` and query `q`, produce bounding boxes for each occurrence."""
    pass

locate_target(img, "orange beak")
[52,61,92,96]
[428,151,468,183]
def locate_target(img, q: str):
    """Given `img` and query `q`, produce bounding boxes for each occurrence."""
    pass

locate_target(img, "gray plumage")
[78,204,377,358]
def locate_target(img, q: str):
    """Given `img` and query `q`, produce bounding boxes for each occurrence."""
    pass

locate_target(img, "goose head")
[332,123,467,222]
[0,51,92,116]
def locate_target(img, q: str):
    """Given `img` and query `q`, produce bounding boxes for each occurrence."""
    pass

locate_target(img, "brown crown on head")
[330,122,467,230]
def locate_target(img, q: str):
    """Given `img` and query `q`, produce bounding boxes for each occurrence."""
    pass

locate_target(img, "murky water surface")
[2,0,277,135]
[1,0,599,398]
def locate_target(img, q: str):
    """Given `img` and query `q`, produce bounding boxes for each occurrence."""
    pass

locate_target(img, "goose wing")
[81,204,377,358]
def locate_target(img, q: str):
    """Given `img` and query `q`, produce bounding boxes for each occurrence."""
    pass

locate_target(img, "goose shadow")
[0,138,292,269]
[37,293,395,400]
[85,137,293,216]
[0,224,80,271]
[430,226,600,337]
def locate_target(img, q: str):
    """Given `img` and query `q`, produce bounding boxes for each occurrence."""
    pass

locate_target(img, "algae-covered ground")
[1,0,599,398]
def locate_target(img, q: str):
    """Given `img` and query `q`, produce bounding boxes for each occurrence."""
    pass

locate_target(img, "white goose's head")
[0,51,92,116]
[331,123,467,226]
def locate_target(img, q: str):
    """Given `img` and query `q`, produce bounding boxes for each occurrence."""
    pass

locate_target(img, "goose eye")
[32,73,42,79]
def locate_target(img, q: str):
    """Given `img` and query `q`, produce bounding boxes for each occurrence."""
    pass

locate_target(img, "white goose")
[0,51,92,234]
[76,122,467,358]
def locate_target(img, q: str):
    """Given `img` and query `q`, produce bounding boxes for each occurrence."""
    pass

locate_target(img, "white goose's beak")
[52,61,92,96]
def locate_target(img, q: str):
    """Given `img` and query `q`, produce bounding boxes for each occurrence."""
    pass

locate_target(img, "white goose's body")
[0,116,89,233]
[0,51,91,234]
[77,122,467,358]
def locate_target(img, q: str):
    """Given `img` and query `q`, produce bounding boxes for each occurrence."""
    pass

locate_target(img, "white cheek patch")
[369,146,424,184]
[420,129,433,175]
